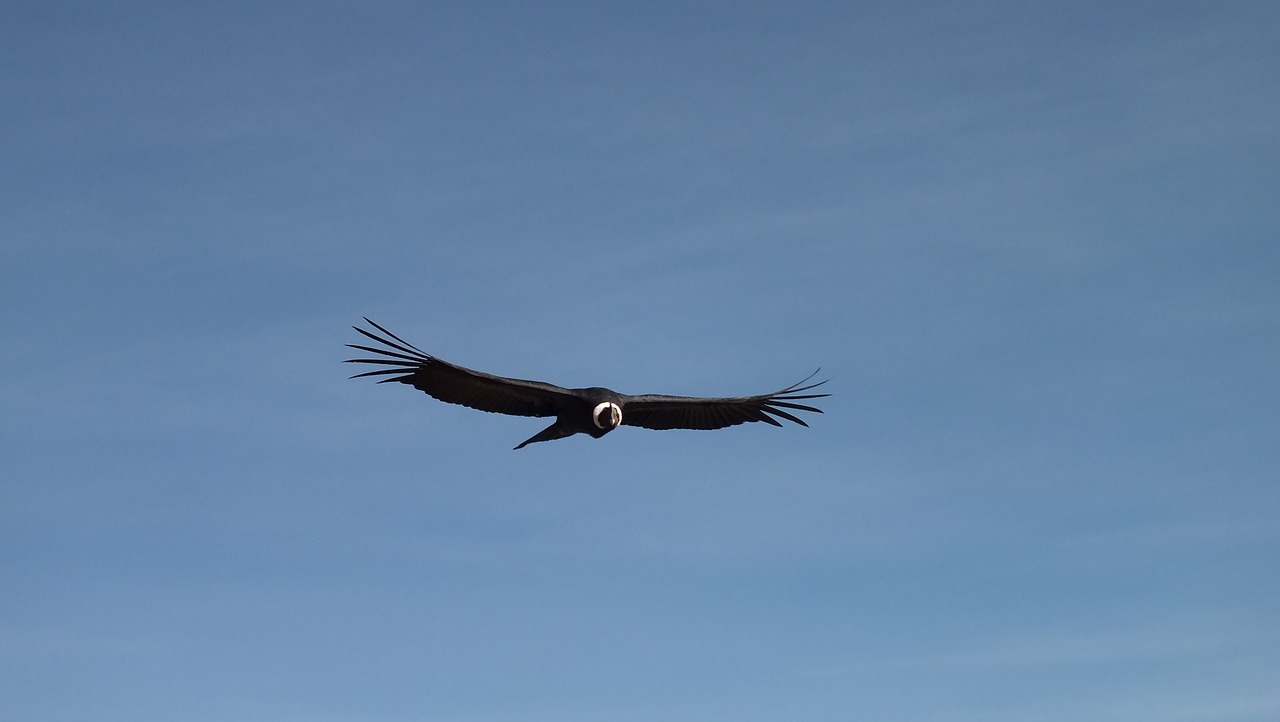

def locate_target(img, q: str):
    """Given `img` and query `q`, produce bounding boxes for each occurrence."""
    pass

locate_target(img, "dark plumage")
[346,318,829,449]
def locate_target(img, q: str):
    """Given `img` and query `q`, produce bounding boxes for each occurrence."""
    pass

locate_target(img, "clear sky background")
[3,2,1278,721]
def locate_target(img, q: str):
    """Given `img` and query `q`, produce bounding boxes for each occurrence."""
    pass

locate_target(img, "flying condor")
[346,318,829,449]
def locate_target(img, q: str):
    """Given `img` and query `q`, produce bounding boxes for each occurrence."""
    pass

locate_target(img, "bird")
[346,318,829,449]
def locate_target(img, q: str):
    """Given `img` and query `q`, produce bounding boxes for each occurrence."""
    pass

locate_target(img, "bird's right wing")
[346,318,578,418]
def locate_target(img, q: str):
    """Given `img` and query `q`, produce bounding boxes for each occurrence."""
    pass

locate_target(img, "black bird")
[346,318,829,449]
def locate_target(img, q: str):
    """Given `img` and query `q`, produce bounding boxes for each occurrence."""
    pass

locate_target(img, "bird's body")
[346,318,828,449]
[505,387,625,449]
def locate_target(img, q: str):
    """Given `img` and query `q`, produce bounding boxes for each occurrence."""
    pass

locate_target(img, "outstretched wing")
[620,374,829,431]
[345,318,577,418]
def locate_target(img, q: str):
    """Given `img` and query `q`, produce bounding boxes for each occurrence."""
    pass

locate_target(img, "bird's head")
[592,401,622,431]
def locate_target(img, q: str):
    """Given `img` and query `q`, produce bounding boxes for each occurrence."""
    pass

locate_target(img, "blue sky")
[3,2,1278,720]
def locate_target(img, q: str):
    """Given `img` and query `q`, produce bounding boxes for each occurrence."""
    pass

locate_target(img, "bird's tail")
[514,420,575,450]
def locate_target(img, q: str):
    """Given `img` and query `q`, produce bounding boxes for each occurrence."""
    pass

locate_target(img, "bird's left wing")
[345,318,578,418]
[620,374,829,431]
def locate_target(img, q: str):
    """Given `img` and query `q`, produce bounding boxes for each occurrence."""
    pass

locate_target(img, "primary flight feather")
[346,318,829,449]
